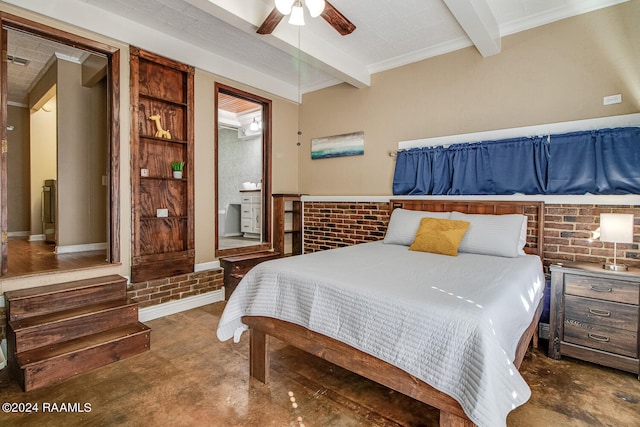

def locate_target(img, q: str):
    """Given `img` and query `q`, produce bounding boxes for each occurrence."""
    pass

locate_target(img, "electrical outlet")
[603,94,622,105]
[156,208,168,218]
[538,323,549,340]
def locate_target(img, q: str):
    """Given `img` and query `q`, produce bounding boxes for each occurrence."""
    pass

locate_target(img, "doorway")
[215,84,272,257]
[0,14,120,276]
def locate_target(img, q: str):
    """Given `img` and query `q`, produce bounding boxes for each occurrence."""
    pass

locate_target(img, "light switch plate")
[141,168,149,177]
[603,94,622,105]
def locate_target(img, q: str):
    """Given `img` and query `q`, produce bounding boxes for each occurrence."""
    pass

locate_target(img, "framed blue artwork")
[311,131,364,159]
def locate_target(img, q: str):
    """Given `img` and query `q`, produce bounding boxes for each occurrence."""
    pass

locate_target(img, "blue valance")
[392,127,640,195]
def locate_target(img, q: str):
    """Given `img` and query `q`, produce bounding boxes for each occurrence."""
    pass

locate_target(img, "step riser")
[6,275,151,392]
[8,281,127,321]
[13,305,140,353]
[21,330,150,392]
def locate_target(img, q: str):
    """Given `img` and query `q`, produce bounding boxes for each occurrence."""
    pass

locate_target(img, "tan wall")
[7,105,30,233]
[56,59,108,247]
[298,1,640,196]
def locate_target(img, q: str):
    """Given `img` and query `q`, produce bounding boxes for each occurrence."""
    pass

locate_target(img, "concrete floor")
[0,302,638,426]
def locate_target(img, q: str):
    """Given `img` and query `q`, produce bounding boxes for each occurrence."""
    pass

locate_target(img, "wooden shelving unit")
[130,47,194,282]
[272,194,303,256]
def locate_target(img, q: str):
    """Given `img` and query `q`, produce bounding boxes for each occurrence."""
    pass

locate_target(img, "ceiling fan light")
[275,0,294,15]
[306,0,325,18]
[289,3,305,26]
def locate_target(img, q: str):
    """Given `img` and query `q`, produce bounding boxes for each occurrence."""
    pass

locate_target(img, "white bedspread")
[216,241,545,427]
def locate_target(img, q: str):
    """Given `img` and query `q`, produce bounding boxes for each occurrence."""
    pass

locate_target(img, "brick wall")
[302,201,640,271]
[0,270,223,344]
[0,202,636,343]
[127,268,224,309]
[544,204,640,269]
[304,202,390,252]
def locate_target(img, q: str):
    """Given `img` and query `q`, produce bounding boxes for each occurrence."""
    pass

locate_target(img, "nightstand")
[549,262,639,378]
[219,251,281,300]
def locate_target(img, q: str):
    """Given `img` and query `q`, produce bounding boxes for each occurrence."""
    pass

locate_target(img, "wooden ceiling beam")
[321,2,356,36]
[256,7,284,35]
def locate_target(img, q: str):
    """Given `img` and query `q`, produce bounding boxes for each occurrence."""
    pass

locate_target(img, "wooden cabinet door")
[130,47,194,282]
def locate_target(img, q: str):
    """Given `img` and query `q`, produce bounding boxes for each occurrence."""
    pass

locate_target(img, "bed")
[217,199,546,427]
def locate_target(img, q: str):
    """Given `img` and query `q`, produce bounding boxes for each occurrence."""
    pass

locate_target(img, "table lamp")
[600,213,634,271]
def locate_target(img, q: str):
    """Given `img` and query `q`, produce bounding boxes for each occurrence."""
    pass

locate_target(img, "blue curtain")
[448,143,493,195]
[393,127,640,195]
[548,127,640,194]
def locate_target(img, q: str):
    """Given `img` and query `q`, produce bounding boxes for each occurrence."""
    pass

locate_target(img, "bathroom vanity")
[240,190,261,238]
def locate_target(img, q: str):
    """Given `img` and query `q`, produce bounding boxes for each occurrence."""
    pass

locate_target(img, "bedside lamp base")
[603,262,628,272]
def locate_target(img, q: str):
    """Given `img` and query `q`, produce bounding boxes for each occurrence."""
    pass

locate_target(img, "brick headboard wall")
[303,201,640,271]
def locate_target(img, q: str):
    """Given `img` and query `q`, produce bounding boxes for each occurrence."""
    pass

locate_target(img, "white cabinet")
[240,190,261,238]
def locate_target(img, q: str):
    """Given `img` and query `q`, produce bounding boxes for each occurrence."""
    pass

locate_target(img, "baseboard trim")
[7,231,29,238]
[55,242,108,254]
[194,260,220,272]
[138,289,225,322]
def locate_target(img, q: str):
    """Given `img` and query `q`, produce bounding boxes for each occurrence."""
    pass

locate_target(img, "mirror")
[215,84,272,257]
[2,21,119,277]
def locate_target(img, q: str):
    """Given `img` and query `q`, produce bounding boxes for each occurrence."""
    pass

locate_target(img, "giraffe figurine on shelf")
[149,114,172,139]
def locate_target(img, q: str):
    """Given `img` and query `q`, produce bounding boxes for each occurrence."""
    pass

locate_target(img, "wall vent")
[7,54,30,66]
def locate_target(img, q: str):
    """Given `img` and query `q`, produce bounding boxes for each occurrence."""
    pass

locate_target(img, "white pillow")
[384,208,451,246]
[518,218,528,255]
[449,211,527,258]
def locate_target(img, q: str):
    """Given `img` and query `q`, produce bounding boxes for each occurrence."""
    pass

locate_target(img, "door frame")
[215,83,273,258]
[0,12,121,274]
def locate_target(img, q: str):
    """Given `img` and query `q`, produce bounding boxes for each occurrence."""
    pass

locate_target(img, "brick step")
[9,298,140,353]
[16,323,151,392]
[4,275,128,321]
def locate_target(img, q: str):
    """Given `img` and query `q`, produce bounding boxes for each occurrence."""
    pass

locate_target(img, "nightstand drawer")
[565,295,639,332]
[564,321,638,358]
[565,274,639,304]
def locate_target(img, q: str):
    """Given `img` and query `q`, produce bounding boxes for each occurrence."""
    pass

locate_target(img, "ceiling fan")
[257,0,356,36]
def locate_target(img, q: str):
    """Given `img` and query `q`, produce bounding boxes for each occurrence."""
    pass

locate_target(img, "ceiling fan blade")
[321,1,356,36]
[257,7,284,35]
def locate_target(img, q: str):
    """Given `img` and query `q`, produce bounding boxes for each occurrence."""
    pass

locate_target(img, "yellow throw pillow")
[409,217,471,256]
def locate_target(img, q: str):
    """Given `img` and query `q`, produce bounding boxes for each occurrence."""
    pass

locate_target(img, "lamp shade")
[288,2,305,25]
[275,0,294,15]
[600,213,634,243]
[306,0,326,17]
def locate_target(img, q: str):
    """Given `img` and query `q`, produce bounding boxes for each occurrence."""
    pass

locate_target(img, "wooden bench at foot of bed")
[244,297,542,427]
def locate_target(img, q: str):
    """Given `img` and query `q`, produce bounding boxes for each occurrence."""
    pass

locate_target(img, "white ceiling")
[6,30,88,106]
[5,0,629,103]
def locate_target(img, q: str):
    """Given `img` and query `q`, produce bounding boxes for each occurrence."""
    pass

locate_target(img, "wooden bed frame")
[243,199,545,427]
